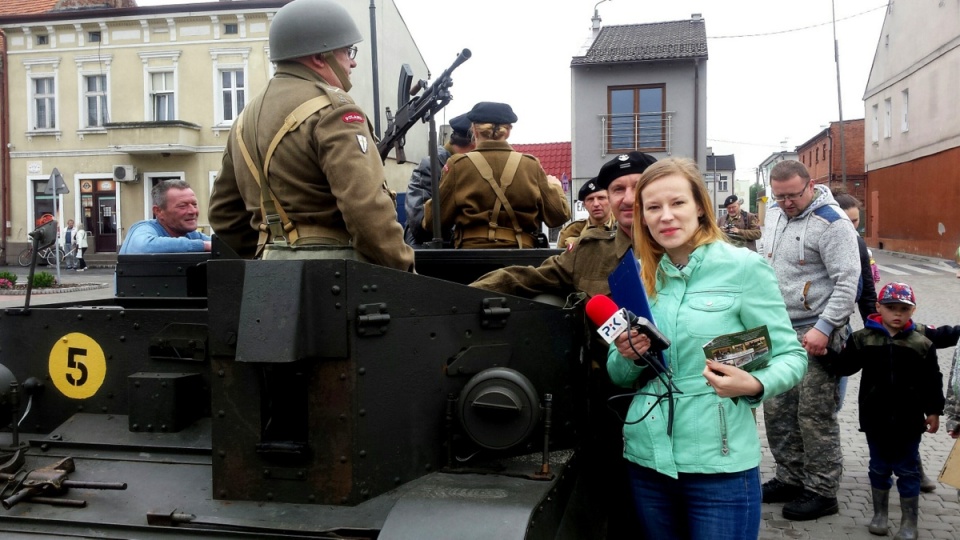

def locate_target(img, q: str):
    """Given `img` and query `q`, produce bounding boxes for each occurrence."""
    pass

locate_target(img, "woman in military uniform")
[422,102,570,248]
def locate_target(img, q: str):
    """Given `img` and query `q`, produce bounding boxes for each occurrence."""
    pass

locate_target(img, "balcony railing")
[599,111,674,156]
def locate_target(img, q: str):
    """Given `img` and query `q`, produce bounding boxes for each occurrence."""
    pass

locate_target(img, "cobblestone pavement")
[758,249,960,539]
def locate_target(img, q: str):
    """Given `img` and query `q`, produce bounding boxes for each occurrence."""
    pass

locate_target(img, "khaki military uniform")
[557,215,616,249]
[717,211,761,252]
[209,62,414,271]
[422,140,570,249]
[470,226,631,298]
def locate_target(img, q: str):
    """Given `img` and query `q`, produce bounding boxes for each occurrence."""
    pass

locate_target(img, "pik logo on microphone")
[596,308,629,344]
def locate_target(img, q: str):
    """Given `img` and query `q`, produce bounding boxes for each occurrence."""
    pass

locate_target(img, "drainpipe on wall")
[693,57,700,164]
[369,0,381,137]
[0,30,9,265]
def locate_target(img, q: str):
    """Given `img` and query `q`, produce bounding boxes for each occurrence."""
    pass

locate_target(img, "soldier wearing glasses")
[210,0,413,271]
[759,159,860,521]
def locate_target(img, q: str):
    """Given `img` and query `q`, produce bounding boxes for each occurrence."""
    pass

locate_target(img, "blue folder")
[608,247,667,368]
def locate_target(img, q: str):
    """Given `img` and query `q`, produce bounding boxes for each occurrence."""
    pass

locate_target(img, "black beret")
[595,152,658,190]
[466,101,518,124]
[449,113,472,135]
[720,194,740,208]
[578,178,603,202]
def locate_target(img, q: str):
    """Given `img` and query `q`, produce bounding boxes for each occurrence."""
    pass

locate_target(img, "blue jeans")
[627,462,761,540]
[866,432,922,497]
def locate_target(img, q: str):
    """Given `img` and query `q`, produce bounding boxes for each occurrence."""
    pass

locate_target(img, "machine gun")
[378,48,471,163]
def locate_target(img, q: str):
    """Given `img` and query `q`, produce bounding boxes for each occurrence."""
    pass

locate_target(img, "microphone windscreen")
[585,295,619,327]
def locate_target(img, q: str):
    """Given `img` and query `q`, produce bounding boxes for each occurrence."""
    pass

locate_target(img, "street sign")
[43,168,70,195]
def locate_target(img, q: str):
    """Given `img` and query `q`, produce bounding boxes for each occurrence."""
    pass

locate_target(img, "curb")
[874,248,958,268]
[0,283,110,296]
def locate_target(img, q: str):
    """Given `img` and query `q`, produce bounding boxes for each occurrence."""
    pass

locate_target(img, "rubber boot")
[918,458,936,493]
[868,487,890,536]
[893,496,919,540]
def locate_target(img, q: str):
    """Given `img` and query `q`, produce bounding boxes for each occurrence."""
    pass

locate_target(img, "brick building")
[795,119,867,203]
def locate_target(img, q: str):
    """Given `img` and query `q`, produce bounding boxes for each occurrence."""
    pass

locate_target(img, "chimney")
[691,13,703,22]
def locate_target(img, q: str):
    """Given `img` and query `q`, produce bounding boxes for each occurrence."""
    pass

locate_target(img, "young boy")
[818,282,944,538]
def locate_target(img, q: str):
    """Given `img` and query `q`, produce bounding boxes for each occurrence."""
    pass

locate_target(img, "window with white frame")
[871,104,879,142]
[218,69,245,124]
[883,98,892,139]
[83,74,108,128]
[150,71,176,121]
[901,89,909,132]
[31,76,57,131]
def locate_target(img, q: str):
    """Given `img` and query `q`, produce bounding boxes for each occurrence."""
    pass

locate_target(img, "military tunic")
[717,211,761,252]
[470,225,631,298]
[422,140,570,249]
[209,62,414,271]
[557,215,616,249]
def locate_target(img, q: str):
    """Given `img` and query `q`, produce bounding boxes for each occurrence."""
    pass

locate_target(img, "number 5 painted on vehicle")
[49,333,106,399]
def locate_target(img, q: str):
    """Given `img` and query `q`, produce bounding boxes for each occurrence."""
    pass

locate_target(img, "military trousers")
[261,243,370,263]
[763,323,847,498]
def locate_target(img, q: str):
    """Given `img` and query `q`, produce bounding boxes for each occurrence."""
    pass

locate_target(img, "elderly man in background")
[717,194,761,252]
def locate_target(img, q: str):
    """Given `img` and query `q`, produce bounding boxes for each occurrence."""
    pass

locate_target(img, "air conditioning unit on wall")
[113,165,138,182]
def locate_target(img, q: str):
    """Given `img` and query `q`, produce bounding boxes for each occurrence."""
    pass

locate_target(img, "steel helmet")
[269,0,363,62]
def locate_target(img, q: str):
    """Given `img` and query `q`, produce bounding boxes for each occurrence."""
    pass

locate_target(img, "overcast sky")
[140,0,887,178]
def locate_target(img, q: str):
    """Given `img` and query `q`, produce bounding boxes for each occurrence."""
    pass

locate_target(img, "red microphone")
[585,295,671,350]
[585,295,629,344]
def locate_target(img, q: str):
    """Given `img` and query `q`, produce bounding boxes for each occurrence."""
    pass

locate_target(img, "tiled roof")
[572,19,708,66]
[513,142,571,179]
[2,0,59,15]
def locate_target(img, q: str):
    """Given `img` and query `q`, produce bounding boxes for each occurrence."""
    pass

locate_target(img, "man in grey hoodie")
[759,160,860,521]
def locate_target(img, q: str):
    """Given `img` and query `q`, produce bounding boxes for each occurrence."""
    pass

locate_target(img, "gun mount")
[378,48,471,163]
[0,241,593,538]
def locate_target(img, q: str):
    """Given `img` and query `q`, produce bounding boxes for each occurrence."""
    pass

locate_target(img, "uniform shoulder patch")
[342,112,365,124]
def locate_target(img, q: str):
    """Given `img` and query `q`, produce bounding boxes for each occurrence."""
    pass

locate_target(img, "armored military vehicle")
[0,213,592,539]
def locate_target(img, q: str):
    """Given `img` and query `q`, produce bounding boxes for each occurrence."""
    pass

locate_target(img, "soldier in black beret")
[403,112,476,246]
[556,178,615,248]
[717,194,761,252]
[423,101,569,248]
[596,151,660,190]
[465,101,518,124]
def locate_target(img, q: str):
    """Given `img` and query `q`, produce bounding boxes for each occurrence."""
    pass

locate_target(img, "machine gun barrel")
[378,48,472,162]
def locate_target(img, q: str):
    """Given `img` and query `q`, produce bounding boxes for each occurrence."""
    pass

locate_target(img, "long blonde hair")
[631,157,726,298]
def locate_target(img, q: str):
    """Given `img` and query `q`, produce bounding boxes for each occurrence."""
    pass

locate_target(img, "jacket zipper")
[718,403,729,455]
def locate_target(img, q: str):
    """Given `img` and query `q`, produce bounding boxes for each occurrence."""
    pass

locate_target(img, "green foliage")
[31,271,56,288]
[0,271,16,285]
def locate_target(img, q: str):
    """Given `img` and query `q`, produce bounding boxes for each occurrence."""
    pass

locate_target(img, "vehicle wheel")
[18,247,33,267]
[45,248,59,267]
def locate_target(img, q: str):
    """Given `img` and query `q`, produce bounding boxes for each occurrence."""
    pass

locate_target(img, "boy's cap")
[878,282,916,306]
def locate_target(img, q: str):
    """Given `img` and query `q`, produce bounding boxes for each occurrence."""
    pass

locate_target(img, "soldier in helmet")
[422,102,570,249]
[209,0,413,270]
[556,179,615,249]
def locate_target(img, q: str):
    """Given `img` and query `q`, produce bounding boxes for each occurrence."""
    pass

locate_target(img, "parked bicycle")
[17,244,75,267]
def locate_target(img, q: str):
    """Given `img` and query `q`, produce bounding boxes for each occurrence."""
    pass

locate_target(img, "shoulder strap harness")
[465,152,525,248]
[235,94,332,256]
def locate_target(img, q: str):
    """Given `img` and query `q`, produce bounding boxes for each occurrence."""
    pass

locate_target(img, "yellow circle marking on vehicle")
[48,332,106,399]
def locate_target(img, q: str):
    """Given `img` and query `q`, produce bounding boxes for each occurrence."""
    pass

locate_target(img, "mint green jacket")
[607,241,806,478]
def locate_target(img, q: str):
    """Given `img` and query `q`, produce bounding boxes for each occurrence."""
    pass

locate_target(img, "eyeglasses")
[344,46,358,60]
[772,180,811,202]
